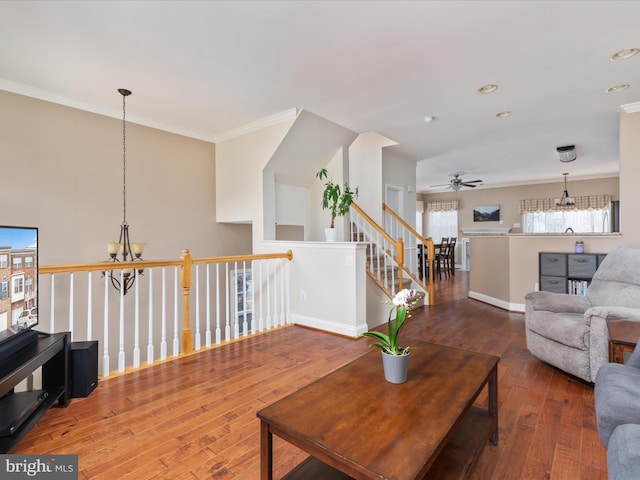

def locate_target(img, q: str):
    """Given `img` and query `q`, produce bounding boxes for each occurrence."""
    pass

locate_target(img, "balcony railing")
[39,250,293,378]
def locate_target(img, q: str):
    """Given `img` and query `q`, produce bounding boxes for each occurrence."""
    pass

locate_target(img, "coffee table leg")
[489,365,498,446]
[261,420,273,480]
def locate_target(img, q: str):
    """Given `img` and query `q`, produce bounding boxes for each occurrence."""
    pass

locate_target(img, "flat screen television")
[0,225,38,347]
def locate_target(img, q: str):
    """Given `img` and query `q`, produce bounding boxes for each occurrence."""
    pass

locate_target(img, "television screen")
[0,226,38,345]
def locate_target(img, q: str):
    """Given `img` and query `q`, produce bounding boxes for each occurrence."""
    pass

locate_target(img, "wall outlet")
[300,290,308,301]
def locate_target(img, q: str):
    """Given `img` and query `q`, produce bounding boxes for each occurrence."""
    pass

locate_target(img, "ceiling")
[1,1,638,193]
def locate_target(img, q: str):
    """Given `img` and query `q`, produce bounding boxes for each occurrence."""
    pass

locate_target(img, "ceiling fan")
[430,173,483,191]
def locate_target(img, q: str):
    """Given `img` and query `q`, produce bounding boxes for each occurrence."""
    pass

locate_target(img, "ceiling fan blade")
[462,183,478,188]
[463,179,483,183]
[429,183,452,187]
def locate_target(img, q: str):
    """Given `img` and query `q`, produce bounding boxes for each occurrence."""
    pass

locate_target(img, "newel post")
[396,238,404,292]
[181,249,193,354]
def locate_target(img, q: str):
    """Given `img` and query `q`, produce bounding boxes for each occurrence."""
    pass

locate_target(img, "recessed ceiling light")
[496,111,512,118]
[423,115,436,123]
[606,84,630,93]
[611,48,639,61]
[478,84,498,94]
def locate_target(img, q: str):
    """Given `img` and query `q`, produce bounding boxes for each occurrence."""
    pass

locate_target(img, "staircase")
[350,202,435,305]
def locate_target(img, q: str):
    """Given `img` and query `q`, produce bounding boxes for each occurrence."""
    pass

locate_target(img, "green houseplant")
[361,288,419,383]
[315,168,359,240]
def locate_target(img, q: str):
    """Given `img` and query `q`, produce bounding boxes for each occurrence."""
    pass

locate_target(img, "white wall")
[258,241,368,337]
[215,118,296,246]
[275,183,308,227]
[349,132,397,226]
[382,148,417,226]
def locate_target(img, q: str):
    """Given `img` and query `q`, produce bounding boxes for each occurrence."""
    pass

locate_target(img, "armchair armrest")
[586,306,640,323]
[525,291,591,314]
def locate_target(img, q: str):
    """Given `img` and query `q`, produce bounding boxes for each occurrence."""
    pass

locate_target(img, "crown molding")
[0,79,217,142]
[621,102,640,113]
[212,108,299,143]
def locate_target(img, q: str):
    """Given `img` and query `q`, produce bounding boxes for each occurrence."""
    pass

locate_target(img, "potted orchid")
[361,289,419,383]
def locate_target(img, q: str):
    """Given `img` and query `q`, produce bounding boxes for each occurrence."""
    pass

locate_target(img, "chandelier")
[105,88,146,294]
[555,172,576,207]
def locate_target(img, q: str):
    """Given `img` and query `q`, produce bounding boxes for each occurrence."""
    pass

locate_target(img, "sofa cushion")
[526,311,589,349]
[607,424,640,480]
[595,363,640,448]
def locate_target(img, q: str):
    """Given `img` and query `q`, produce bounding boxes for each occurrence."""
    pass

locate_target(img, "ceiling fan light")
[556,145,576,163]
[610,48,639,61]
[478,84,498,94]
[606,84,630,94]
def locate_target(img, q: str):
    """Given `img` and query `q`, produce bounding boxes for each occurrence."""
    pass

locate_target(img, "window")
[520,195,611,234]
[0,254,8,269]
[26,276,34,292]
[25,256,34,268]
[0,280,8,300]
[13,277,23,295]
[12,257,22,269]
[523,209,610,234]
[425,200,459,242]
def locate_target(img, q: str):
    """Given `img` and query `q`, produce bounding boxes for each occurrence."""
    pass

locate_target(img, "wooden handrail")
[40,251,293,274]
[351,202,399,247]
[383,203,432,247]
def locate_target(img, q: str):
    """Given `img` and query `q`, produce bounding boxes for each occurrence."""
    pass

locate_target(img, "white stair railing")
[39,250,293,378]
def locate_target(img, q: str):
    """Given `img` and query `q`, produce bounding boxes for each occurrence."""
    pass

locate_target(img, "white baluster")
[87,272,92,341]
[194,265,201,349]
[258,261,264,332]
[285,258,291,324]
[118,271,125,372]
[205,264,211,347]
[280,259,285,326]
[68,273,74,340]
[272,260,279,327]
[266,260,272,329]
[173,266,179,356]
[102,274,110,377]
[147,269,154,365]
[224,263,230,341]
[233,261,240,338]
[215,263,221,344]
[133,271,140,369]
[49,275,55,333]
[250,261,256,334]
[161,267,167,360]
[242,260,248,336]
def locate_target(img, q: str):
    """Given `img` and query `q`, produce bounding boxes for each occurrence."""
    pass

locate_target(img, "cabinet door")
[568,254,597,278]
[540,253,566,276]
[540,275,567,293]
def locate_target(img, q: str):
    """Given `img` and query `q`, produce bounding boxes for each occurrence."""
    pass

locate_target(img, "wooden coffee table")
[257,341,499,480]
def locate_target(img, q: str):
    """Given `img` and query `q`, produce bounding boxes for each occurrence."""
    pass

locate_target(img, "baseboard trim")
[468,290,525,313]
[291,314,368,338]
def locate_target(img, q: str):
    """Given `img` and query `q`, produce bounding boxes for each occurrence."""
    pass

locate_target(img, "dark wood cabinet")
[539,252,606,294]
[0,332,70,453]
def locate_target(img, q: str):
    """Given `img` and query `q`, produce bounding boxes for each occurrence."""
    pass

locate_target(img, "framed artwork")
[473,205,500,222]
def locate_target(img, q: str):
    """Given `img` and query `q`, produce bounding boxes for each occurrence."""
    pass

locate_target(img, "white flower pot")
[324,227,338,242]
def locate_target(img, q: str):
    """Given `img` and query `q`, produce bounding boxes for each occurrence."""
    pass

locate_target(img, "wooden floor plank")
[13,272,608,478]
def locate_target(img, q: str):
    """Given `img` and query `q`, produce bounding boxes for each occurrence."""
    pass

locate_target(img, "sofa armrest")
[525,291,591,314]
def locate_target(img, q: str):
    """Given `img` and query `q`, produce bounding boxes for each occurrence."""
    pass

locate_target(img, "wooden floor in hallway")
[14,272,608,479]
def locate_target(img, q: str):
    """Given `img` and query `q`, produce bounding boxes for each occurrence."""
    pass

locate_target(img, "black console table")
[0,332,70,453]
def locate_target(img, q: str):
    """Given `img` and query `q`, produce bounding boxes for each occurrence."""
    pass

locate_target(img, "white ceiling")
[1,1,638,193]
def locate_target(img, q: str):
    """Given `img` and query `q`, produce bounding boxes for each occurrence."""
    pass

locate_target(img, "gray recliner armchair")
[525,244,640,383]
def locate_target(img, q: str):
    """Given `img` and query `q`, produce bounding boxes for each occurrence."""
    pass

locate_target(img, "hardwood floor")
[15,272,608,479]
